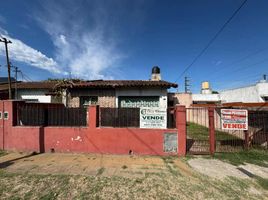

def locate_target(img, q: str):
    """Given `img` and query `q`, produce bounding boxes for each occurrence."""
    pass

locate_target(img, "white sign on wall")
[140,107,167,129]
[221,109,248,130]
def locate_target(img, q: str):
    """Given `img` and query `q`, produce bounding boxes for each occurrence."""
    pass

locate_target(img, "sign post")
[221,109,248,130]
[140,107,167,129]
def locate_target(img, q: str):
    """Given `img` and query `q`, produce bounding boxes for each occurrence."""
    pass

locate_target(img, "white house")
[220,78,268,103]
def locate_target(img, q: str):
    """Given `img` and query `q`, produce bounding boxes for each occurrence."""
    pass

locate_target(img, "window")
[4,111,8,120]
[80,96,98,107]
[118,96,160,108]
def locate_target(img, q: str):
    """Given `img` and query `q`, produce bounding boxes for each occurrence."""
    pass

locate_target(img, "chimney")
[151,66,161,81]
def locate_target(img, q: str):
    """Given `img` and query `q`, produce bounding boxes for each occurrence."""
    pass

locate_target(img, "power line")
[175,0,248,82]
[204,47,268,78]
[19,71,32,82]
[0,36,12,99]
[209,57,268,81]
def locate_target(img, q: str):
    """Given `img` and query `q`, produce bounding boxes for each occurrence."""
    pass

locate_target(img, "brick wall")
[67,88,116,108]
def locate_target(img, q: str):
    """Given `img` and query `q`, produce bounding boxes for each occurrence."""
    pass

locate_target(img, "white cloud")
[0,31,60,74]
[36,1,124,80]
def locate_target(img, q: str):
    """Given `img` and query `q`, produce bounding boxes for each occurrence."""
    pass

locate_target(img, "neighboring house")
[0,81,61,102]
[220,78,268,103]
[0,77,16,84]
[192,93,220,104]
[0,77,17,100]
[168,93,193,108]
[170,75,268,107]
[0,67,178,108]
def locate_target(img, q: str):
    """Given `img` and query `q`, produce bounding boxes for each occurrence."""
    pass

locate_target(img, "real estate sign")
[140,107,167,129]
[221,109,248,130]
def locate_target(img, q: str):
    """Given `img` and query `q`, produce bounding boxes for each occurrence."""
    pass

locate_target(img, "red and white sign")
[221,109,248,130]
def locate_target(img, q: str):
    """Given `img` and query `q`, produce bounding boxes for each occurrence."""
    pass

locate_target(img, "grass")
[0,151,267,199]
[213,148,268,167]
[96,167,105,176]
[0,150,7,157]
[187,122,242,140]
[207,148,268,190]
[0,166,266,200]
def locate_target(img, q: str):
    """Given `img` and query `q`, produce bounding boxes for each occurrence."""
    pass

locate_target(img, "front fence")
[186,106,268,154]
[99,107,176,128]
[186,107,210,154]
[17,105,87,126]
[248,110,268,148]
[214,108,245,152]
[100,107,140,127]
[16,104,176,129]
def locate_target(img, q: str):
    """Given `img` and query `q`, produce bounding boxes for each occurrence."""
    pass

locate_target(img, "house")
[0,77,16,100]
[0,67,178,108]
[169,75,268,107]
[57,66,177,108]
[168,81,220,107]
[0,77,16,84]
[220,75,268,103]
[0,81,61,102]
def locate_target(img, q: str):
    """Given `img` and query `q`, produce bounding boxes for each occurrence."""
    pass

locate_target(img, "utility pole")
[13,66,20,99]
[0,37,12,99]
[184,76,191,93]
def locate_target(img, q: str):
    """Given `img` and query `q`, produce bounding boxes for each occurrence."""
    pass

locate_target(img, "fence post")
[208,107,215,155]
[88,105,99,128]
[244,130,249,150]
[175,105,186,157]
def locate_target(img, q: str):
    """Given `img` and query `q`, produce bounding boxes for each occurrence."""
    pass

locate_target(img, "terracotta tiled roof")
[0,80,178,91]
[0,82,56,91]
[71,80,178,88]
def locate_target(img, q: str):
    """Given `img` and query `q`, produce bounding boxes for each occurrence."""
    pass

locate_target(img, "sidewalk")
[0,152,192,178]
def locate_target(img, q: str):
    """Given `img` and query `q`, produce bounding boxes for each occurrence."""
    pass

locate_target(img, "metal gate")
[186,107,210,154]
[214,108,245,152]
[186,107,268,154]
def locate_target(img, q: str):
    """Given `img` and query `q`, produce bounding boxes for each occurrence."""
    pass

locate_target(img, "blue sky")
[0,0,267,93]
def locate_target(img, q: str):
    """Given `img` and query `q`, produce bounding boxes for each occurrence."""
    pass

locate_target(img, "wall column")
[88,105,99,129]
[175,105,186,156]
[208,107,215,155]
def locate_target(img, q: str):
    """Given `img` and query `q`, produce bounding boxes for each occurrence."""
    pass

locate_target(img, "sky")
[0,0,268,93]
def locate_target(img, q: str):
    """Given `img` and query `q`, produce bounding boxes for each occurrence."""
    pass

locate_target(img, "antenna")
[184,76,191,93]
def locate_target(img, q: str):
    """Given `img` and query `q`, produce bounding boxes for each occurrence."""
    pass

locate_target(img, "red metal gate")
[186,107,210,154]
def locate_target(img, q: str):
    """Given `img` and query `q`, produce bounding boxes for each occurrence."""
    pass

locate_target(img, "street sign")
[221,109,248,130]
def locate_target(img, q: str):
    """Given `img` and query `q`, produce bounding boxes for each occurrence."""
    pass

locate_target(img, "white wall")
[220,82,268,103]
[18,89,51,103]
[192,94,220,102]
[257,82,268,99]
[115,87,168,108]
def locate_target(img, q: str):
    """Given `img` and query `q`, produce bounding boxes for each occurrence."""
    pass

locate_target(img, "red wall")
[5,127,40,152]
[44,127,172,155]
[0,100,186,156]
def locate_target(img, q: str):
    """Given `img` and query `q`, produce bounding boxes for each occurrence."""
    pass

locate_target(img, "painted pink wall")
[44,127,171,155]
[5,127,40,152]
